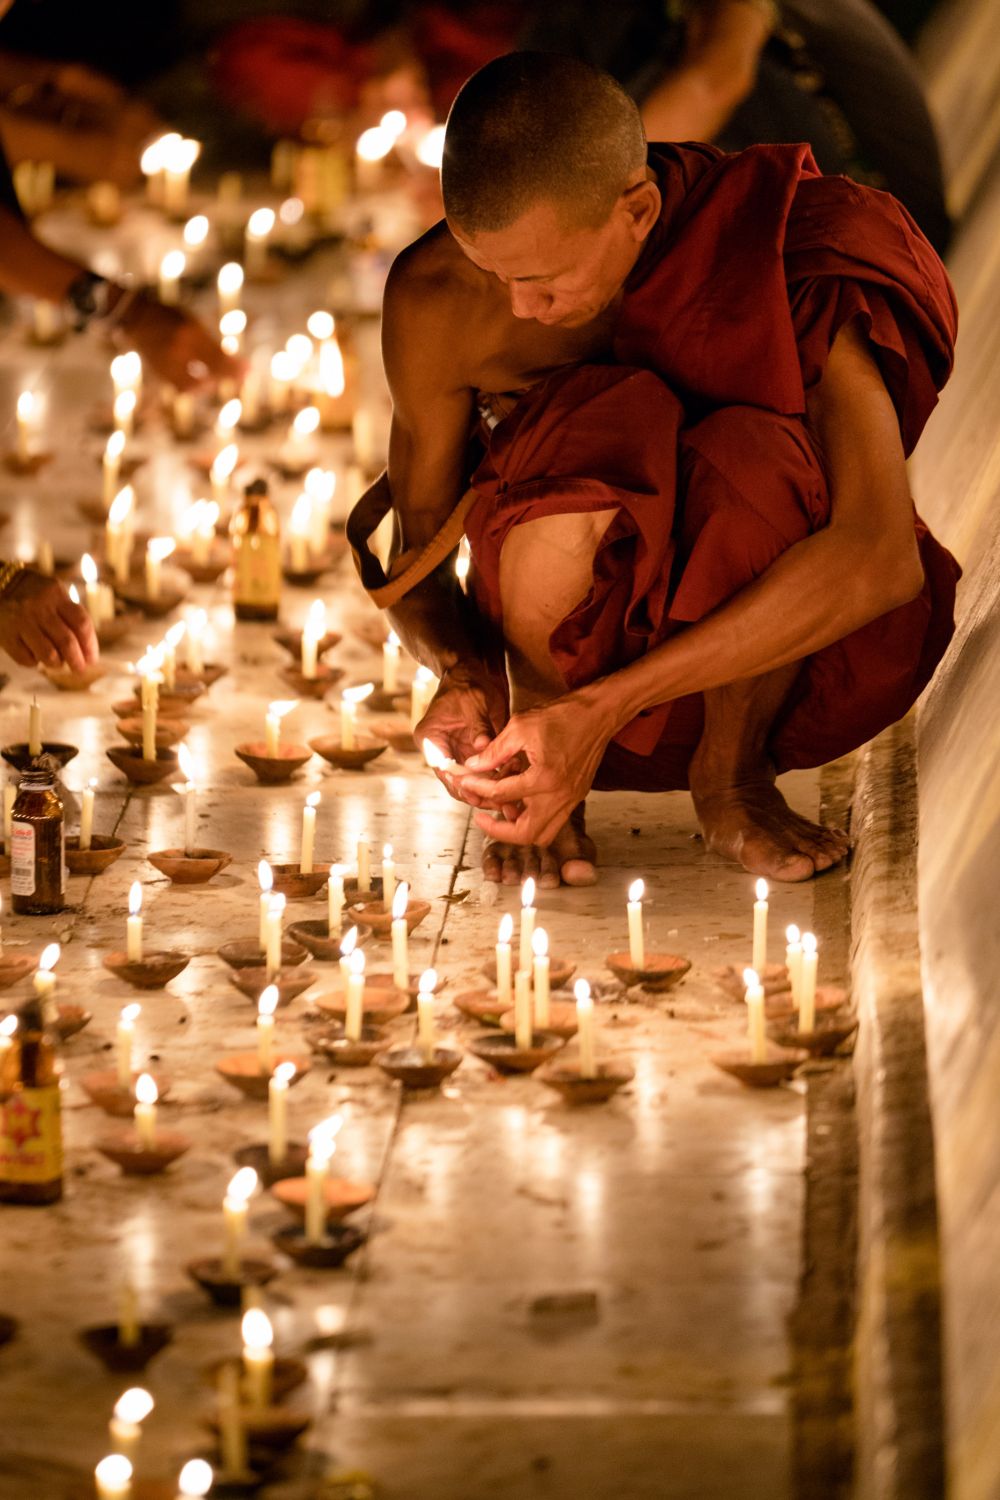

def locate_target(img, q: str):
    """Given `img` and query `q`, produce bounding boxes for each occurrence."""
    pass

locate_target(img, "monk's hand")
[114,292,244,391]
[0,569,98,673]
[452,691,615,848]
[417,662,511,810]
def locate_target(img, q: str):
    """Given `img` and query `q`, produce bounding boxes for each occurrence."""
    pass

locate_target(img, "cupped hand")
[417,663,510,809]
[451,691,616,847]
[0,571,98,672]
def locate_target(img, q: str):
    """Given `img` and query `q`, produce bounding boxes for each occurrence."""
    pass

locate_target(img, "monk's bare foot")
[690,777,850,882]
[481,803,598,888]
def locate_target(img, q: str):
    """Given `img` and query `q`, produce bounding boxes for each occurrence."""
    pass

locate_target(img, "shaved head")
[442,52,648,235]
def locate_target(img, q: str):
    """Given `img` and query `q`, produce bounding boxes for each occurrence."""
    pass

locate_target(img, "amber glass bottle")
[231,477,281,621]
[10,768,64,915]
[0,996,63,1203]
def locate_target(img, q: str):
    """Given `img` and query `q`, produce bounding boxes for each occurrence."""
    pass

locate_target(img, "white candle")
[265,894,285,977]
[383,630,401,693]
[133,1073,158,1149]
[138,653,160,762]
[357,836,371,893]
[114,389,136,439]
[345,949,365,1040]
[265,700,296,758]
[799,933,819,1033]
[210,442,238,507]
[300,792,320,874]
[33,943,59,1007]
[752,878,769,975]
[145,537,175,600]
[327,866,345,938]
[79,779,96,854]
[289,492,312,573]
[785,924,803,1008]
[222,1167,256,1279]
[217,1365,247,1479]
[410,664,436,728]
[257,860,273,948]
[305,1116,342,1244]
[184,608,206,675]
[217,261,244,317]
[241,1309,274,1409]
[127,882,143,962]
[495,913,513,1005]
[417,969,437,1062]
[339,926,358,989]
[391,882,409,989]
[257,985,278,1071]
[111,350,142,403]
[176,744,197,852]
[116,1003,140,1090]
[531,927,551,1029]
[162,135,200,216]
[518,878,536,973]
[172,391,195,439]
[16,390,34,465]
[106,486,134,585]
[103,430,125,510]
[158,248,186,305]
[94,1454,133,1500]
[109,1389,154,1465]
[28,697,41,757]
[300,598,325,678]
[627,878,645,968]
[575,979,596,1078]
[513,968,532,1050]
[381,844,396,909]
[269,1060,296,1165]
[244,206,276,277]
[743,968,767,1062]
[32,299,60,344]
[341,682,374,748]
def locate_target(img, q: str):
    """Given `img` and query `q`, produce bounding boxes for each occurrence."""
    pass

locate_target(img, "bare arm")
[641,0,773,143]
[457,321,926,839]
[380,247,509,760]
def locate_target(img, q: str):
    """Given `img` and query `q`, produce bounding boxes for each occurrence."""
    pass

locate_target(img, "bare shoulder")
[386,220,483,307]
[383,222,494,386]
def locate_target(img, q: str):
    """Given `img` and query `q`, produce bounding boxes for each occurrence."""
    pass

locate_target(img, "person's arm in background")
[0,560,96,671]
[640,0,777,143]
[0,204,238,390]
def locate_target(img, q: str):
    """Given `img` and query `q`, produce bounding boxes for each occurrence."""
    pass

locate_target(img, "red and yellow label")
[0,1086,62,1182]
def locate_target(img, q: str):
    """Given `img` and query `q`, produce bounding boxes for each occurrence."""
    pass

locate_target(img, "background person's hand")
[0,570,98,673]
[115,293,243,391]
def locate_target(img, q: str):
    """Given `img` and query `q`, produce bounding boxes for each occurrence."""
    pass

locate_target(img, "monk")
[348,51,959,886]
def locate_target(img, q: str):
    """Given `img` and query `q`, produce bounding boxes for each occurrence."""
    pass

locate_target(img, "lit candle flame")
[574,978,591,1004]
[135,1073,158,1106]
[308,1112,344,1163]
[498,913,513,945]
[267,700,298,721]
[306,791,321,809]
[257,859,273,894]
[521,878,536,910]
[219,308,246,339]
[305,467,336,503]
[343,682,375,705]
[247,207,276,239]
[628,878,644,904]
[105,429,126,461]
[217,397,242,430]
[226,1166,257,1202]
[416,123,446,169]
[112,1387,154,1425]
[340,926,358,958]
[391,881,409,921]
[210,442,239,482]
[177,743,196,784]
[81,552,99,585]
[160,248,186,281]
[108,486,134,526]
[39,942,60,972]
[755,878,768,902]
[356,125,395,162]
[786,924,800,944]
[95,1456,132,1489]
[292,405,321,437]
[183,214,209,247]
[802,932,818,956]
[217,262,244,296]
[16,390,35,421]
[307,310,335,340]
[258,985,278,1019]
[147,536,176,563]
[532,927,549,959]
[241,1307,273,1351]
[128,882,142,917]
[418,968,437,995]
[742,967,761,992]
[177,1458,213,1498]
[273,1060,297,1085]
[120,1003,141,1025]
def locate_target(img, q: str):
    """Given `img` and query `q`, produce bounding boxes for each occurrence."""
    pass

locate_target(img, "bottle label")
[10,821,35,895]
[234,536,281,607]
[0,1085,62,1183]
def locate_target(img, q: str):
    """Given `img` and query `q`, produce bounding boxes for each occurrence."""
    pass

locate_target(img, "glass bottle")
[0,996,63,1204]
[10,768,64,915]
[231,477,281,621]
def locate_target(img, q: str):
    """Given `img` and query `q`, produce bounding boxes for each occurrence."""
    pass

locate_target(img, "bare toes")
[560,857,598,887]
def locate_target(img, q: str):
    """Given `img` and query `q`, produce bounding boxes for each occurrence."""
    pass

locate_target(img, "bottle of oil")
[10,767,64,915]
[0,996,63,1203]
[231,477,281,621]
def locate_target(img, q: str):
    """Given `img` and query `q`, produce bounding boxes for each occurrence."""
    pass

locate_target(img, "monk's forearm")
[386,574,495,684]
[0,206,83,303]
[581,527,924,731]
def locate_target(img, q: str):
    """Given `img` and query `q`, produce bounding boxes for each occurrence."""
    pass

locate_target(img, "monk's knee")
[498,508,616,661]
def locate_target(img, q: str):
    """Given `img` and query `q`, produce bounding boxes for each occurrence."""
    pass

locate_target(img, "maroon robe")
[464,142,960,789]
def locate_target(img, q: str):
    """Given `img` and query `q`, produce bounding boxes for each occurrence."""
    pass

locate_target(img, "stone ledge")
[849,716,945,1500]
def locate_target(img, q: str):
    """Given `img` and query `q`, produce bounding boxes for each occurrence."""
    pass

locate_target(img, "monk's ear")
[619,178,661,240]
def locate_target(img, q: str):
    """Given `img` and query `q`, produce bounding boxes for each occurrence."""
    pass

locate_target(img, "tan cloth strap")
[346,470,478,610]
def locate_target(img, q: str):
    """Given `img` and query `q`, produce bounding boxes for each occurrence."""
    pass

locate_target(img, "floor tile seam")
[332,1393,790,1418]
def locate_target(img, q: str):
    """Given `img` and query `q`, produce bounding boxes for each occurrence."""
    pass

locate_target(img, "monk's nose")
[509,283,552,320]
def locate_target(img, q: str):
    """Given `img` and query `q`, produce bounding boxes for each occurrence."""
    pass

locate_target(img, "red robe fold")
[465,143,960,788]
